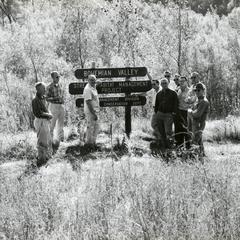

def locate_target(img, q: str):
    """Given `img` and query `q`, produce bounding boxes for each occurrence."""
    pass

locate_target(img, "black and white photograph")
[0,0,240,239]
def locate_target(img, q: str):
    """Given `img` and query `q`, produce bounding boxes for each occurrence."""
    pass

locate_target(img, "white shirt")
[168,80,177,91]
[177,87,190,111]
[83,83,100,115]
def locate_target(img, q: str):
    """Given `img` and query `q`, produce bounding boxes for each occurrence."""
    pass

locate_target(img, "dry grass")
[1,118,240,239]
[204,115,240,142]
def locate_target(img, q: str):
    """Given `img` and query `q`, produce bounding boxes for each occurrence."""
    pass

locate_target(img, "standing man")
[164,71,171,83]
[83,74,100,147]
[186,72,206,138]
[155,78,178,149]
[32,82,52,167]
[188,83,209,155]
[175,76,191,148]
[46,71,65,142]
[173,74,180,92]
[150,79,161,140]
[164,70,177,91]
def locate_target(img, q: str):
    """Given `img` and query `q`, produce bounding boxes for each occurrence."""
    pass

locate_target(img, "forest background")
[1,0,240,133]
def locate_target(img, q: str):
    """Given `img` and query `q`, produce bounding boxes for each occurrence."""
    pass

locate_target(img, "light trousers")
[49,103,64,141]
[85,113,99,145]
[34,118,52,165]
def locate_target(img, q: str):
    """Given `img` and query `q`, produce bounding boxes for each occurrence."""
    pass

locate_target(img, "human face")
[152,80,159,91]
[179,78,187,89]
[191,76,198,85]
[52,73,60,84]
[88,76,96,87]
[164,74,171,82]
[37,84,46,96]
[195,88,204,98]
[161,80,169,90]
[174,77,179,86]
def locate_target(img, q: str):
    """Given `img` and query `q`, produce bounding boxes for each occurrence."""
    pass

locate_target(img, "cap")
[190,72,199,79]
[174,74,180,78]
[194,82,205,91]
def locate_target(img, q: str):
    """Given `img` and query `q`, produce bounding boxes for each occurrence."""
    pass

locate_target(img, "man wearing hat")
[173,74,180,92]
[188,83,209,155]
[32,82,53,167]
[186,72,206,136]
[46,71,65,142]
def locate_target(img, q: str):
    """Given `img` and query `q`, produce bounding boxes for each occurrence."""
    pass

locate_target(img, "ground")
[1,118,240,239]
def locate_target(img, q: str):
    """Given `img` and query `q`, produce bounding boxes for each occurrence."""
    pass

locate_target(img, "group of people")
[150,71,210,154]
[31,69,209,167]
[32,72,100,167]
[32,71,65,167]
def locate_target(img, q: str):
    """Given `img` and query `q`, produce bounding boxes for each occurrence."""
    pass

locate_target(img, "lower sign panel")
[76,96,146,108]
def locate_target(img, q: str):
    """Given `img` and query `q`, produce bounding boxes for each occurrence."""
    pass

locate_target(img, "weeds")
[0,138,36,163]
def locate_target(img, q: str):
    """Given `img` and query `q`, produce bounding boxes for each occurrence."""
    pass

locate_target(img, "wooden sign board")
[76,96,146,108]
[69,81,152,95]
[74,67,147,79]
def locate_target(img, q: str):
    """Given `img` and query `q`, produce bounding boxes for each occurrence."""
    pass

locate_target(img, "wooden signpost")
[75,67,147,79]
[76,96,147,108]
[69,80,152,95]
[70,66,150,138]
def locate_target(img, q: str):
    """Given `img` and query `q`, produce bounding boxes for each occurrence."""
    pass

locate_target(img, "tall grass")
[1,117,240,239]
[1,152,240,239]
[204,115,240,142]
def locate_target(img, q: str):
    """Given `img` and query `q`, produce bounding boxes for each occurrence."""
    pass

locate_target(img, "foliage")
[1,0,240,132]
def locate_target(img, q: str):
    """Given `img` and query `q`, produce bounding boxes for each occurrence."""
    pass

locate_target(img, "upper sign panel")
[74,67,147,79]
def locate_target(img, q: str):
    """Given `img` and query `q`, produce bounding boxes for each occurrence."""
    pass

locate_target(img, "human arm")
[32,99,52,119]
[46,85,64,103]
[192,101,209,119]
[172,91,179,115]
[147,71,153,81]
[186,88,197,104]
[86,100,98,120]
[154,93,159,113]
[41,112,53,119]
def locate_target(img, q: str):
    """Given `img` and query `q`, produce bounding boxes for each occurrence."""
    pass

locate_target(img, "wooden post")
[125,77,131,138]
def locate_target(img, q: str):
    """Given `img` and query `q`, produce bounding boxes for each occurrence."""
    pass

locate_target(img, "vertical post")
[125,77,131,138]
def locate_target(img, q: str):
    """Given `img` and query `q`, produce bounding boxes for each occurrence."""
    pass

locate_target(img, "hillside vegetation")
[1,0,240,133]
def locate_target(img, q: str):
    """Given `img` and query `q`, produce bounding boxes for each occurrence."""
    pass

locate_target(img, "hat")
[194,82,205,91]
[190,72,199,79]
[174,74,180,78]
[164,71,171,76]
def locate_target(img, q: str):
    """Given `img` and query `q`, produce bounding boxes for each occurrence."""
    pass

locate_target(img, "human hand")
[93,114,98,121]
[47,113,53,120]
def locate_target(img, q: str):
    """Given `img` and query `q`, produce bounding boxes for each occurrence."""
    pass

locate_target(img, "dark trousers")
[174,110,191,149]
[193,120,206,154]
[156,112,173,149]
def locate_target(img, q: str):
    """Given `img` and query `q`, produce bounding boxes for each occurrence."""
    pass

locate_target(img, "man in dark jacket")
[155,78,178,149]
[32,82,53,167]
[188,83,209,155]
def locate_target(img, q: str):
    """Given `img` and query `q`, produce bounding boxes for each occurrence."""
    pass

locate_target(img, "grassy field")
[1,117,240,240]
